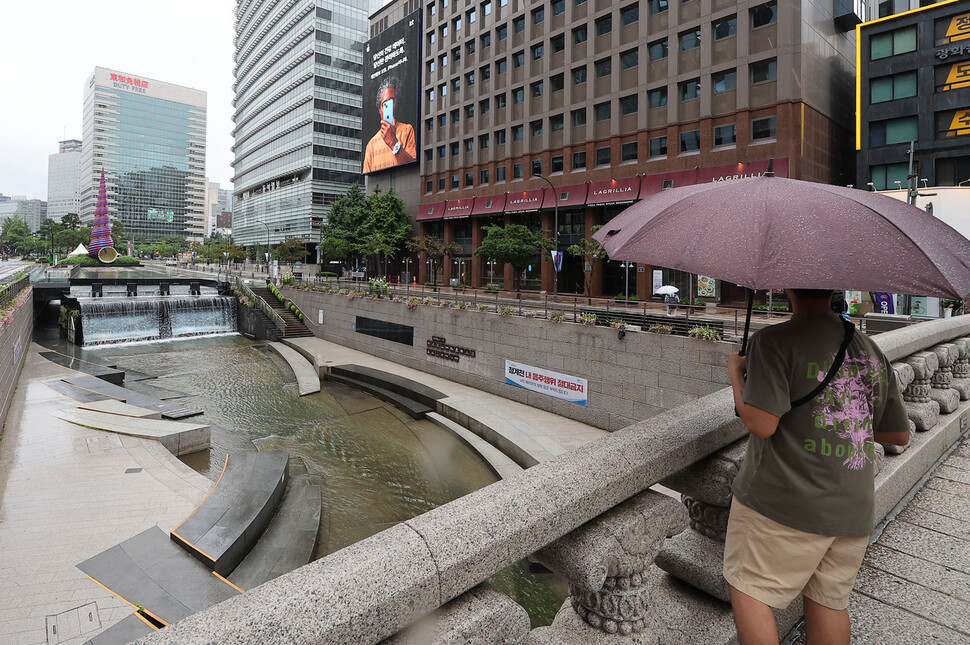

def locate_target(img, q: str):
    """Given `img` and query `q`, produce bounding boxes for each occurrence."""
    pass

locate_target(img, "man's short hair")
[790,288,835,300]
[377,76,400,108]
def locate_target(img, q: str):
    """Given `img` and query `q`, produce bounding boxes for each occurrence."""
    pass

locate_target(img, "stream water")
[92,335,566,626]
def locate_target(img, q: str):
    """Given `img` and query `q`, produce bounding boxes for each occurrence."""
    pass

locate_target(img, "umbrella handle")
[738,289,754,357]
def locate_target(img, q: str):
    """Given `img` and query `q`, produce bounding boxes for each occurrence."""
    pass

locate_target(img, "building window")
[512,124,524,140]
[751,58,777,83]
[573,65,587,84]
[441,25,448,38]
[467,41,476,55]
[595,58,612,77]
[621,4,639,25]
[454,17,462,31]
[426,180,433,193]
[553,0,565,15]
[596,147,611,165]
[680,28,701,51]
[497,166,507,181]
[871,26,917,60]
[481,32,492,47]
[574,26,588,44]
[714,123,736,146]
[870,162,908,190]
[531,120,543,136]
[870,116,917,146]
[481,64,491,80]
[452,175,460,188]
[429,32,436,45]
[649,0,668,16]
[594,101,611,120]
[480,98,491,113]
[483,1,492,16]
[497,24,508,40]
[572,108,587,126]
[513,51,525,67]
[465,138,474,152]
[451,142,459,155]
[552,34,566,52]
[440,84,447,97]
[465,172,474,187]
[552,155,564,172]
[513,16,525,33]
[870,71,917,103]
[453,78,461,91]
[573,151,587,169]
[533,7,544,24]
[551,114,564,131]
[513,87,524,103]
[532,159,543,175]
[621,141,638,161]
[496,92,507,108]
[426,149,434,161]
[513,162,523,178]
[428,2,436,17]
[680,78,700,101]
[428,60,435,74]
[427,88,435,101]
[468,8,476,23]
[481,169,490,184]
[532,43,544,59]
[480,133,490,148]
[497,59,508,74]
[495,129,507,144]
[439,114,447,126]
[451,109,460,123]
[551,73,565,92]
[713,69,737,93]
[531,80,544,97]
[714,15,737,40]
[751,1,777,28]
[439,178,446,191]
[648,87,668,108]
[649,135,668,157]
[621,49,638,69]
[648,39,668,61]
[466,104,476,118]
[426,118,434,131]
[680,129,701,152]
[620,94,638,115]
[595,15,612,36]
[751,116,777,140]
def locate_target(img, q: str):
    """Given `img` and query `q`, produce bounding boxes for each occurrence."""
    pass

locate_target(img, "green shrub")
[648,323,673,334]
[688,326,722,342]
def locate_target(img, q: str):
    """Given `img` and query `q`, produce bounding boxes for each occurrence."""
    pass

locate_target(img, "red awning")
[505,189,545,213]
[586,177,641,206]
[542,183,587,209]
[443,200,474,219]
[471,193,507,216]
[417,202,446,221]
[640,158,791,198]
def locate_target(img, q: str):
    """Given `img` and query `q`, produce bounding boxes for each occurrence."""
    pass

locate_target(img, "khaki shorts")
[722,499,868,611]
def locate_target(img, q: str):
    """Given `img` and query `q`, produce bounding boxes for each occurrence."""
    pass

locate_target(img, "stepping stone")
[52,408,209,456]
[78,399,163,420]
[39,351,125,384]
[84,613,157,645]
[63,375,203,418]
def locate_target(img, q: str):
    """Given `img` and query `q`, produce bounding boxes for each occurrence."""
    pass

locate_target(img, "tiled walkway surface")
[0,345,213,645]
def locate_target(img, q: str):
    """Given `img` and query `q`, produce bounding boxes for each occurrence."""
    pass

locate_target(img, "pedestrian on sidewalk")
[724,288,910,645]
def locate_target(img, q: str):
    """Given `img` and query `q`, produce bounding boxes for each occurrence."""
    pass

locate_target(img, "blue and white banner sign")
[550,250,563,272]
[505,360,588,406]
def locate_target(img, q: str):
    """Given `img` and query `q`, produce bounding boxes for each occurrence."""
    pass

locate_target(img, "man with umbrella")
[725,288,909,644]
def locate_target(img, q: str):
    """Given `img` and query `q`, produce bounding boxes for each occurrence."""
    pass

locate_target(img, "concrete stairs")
[250,285,313,338]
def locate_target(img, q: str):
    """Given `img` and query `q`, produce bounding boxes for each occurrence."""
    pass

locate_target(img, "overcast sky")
[0,1,237,201]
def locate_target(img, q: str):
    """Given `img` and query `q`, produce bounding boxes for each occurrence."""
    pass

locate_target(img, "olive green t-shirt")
[731,313,909,536]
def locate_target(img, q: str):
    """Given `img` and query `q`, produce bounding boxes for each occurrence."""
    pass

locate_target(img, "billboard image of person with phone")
[363,76,416,173]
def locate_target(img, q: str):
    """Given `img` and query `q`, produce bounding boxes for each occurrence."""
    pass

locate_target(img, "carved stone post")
[884,362,916,454]
[929,344,961,413]
[901,352,941,430]
[949,338,970,400]
[527,491,688,644]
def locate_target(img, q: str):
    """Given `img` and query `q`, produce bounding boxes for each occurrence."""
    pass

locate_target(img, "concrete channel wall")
[138,316,970,645]
[0,286,33,432]
[282,287,737,431]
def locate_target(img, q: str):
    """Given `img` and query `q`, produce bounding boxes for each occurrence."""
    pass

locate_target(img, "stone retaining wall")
[283,287,737,430]
[0,287,33,432]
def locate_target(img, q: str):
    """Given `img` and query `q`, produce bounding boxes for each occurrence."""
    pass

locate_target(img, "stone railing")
[139,316,970,645]
[234,276,287,337]
[0,282,33,431]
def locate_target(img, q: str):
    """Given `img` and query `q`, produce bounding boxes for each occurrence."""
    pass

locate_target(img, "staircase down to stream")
[250,285,313,338]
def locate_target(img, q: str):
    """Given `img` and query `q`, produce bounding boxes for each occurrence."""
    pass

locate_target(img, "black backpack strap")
[791,317,855,409]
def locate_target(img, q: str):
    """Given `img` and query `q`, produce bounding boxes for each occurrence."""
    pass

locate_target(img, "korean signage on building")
[505,360,588,406]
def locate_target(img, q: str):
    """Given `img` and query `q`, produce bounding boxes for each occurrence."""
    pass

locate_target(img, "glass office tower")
[80,67,207,241]
[231,0,367,249]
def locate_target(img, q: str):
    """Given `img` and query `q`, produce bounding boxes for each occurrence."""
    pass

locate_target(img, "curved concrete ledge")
[171,451,290,576]
[426,412,524,480]
[267,341,320,395]
[52,408,210,456]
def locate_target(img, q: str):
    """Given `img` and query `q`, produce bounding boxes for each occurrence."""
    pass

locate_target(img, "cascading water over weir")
[74,287,237,346]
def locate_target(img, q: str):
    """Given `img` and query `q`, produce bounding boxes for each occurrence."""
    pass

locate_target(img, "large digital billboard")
[362,10,422,175]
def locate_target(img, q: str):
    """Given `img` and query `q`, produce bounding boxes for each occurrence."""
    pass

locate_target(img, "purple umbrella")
[592,168,970,352]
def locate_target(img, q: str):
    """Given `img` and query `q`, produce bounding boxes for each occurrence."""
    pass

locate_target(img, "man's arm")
[874,429,910,446]
[728,353,780,439]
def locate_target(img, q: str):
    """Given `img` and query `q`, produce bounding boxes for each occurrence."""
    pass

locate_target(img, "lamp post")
[534,174,559,300]
[257,221,270,273]
[404,256,412,285]
[620,262,632,303]
[487,259,497,288]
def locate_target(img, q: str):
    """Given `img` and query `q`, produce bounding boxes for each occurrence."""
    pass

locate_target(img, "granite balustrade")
[0,284,33,428]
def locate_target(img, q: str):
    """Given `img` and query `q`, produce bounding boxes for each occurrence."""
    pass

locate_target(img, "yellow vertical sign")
[948,109,970,136]
[946,13,970,42]
[944,61,970,90]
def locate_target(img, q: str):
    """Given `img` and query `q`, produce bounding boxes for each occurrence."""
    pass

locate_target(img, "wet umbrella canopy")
[593,174,970,300]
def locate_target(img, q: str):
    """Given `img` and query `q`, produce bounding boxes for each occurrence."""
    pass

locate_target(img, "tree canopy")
[320,183,410,275]
[473,224,552,289]
[408,235,462,284]
[0,216,35,256]
[567,224,608,296]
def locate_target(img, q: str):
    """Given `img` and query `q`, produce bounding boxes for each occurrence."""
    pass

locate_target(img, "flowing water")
[92,335,566,625]
[76,295,236,345]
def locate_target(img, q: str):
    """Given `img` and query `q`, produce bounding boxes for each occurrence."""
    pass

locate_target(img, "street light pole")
[620,262,631,302]
[534,174,559,301]
[257,221,270,274]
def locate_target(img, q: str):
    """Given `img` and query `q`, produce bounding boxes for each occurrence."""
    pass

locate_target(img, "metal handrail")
[234,277,287,336]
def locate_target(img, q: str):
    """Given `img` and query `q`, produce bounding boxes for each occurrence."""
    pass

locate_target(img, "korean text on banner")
[505,360,588,406]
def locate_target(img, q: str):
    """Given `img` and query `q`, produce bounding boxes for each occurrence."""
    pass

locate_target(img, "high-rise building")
[47,139,82,224]
[231,0,369,250]
[0,199,47,233]
[855,0,970,190]
[385,0,867,300]
[80,67,207,242]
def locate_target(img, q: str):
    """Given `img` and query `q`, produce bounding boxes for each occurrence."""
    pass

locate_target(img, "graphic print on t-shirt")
[808,355,886,470]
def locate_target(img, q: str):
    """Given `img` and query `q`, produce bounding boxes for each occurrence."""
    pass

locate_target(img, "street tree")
[0,216,34,256]
[473,224,552,290]
[61,212,81,230]
[360,187,409,276]
[407,235,462,284]
[567,224,608,296]
[320,183,368,264]
[274,238,308,263]
[38,219,65,254]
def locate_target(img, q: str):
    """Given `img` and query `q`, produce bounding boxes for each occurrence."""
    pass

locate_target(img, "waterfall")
[78,296,237,346]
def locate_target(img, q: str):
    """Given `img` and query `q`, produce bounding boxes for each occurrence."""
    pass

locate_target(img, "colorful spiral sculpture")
[89,168,113,258]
